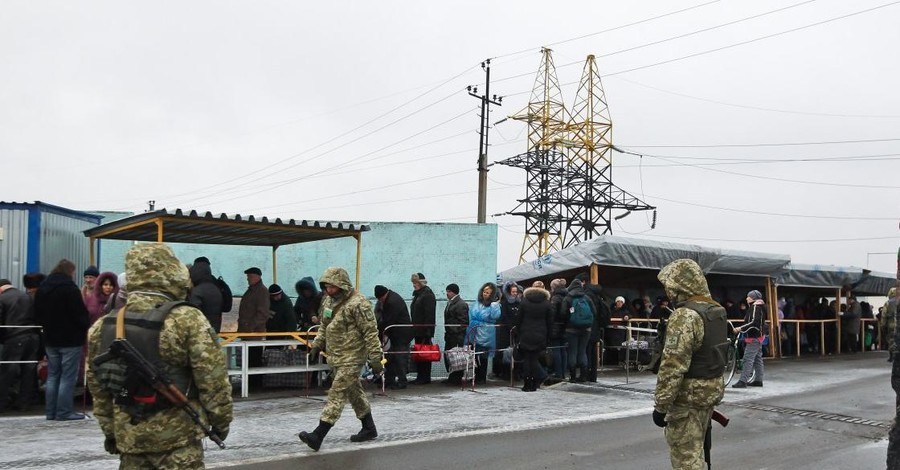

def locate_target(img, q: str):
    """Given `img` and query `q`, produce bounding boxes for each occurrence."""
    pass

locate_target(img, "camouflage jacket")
[312,267,383,367]
[654,259,725,413]
[86,243,233,454]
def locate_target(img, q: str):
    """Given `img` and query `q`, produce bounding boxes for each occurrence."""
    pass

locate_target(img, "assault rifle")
[93,339,226,449]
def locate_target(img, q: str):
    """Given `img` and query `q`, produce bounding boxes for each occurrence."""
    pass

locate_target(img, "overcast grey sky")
[2,0,898,273]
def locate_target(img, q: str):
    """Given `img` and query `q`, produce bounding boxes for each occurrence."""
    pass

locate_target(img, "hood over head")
[93,271,119,297]
[657,259,711,305]
[189,260,215,285]
[125,243,191,310]
[319,267,353,293]
[476,281,499,306]
[888,287,896,299]
[295,276,319,295]
[524,286,550,302]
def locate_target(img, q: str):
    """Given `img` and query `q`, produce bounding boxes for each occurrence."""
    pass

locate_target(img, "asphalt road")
[226,356,893,470]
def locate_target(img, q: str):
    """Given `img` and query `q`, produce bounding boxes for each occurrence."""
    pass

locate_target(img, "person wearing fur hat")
[514,284,553,391]
[409,273,436,385]
[732,289,766,388]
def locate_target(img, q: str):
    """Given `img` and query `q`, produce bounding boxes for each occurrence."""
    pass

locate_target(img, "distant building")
[0,201,102,286]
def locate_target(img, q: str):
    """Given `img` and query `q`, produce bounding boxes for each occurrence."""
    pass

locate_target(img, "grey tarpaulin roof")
[776,263,896,296]
[498,235,791,283]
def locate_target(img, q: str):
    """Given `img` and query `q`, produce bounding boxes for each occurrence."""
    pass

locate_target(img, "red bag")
[412,343,441,362]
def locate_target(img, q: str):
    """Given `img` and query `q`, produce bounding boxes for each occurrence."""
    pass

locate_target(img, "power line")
[630,233,900,244]
[119,64,480,211]
[491,0,721,60]
[614,147,900,189]
[621,137,900,148]
[501,1,900,100]
[171,104,474,208]
[612,75,900,119]
[616,152,900,166]
[493,0,820,85]
[639,192,896,221]
[604,0,900,77]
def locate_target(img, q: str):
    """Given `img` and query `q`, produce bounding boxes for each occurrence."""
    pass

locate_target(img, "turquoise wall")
[97,221,498,305]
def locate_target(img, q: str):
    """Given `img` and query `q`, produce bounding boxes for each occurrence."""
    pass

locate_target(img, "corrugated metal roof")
[0,201,102,224]
[83,208,369,246]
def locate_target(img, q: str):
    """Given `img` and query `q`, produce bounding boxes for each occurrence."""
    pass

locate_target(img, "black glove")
[104,436,119,454]
[652,409,667,428]
[214,425,230,442]
[309,347,321,364]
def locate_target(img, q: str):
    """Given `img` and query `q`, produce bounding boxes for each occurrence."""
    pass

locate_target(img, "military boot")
[569,368,578,383]
[350,412,378,442]
[521,377,532,392]
[579,366,589,383]
[298,420,332,451]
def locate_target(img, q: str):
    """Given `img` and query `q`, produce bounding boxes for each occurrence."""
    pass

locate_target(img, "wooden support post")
[835,288,842,354]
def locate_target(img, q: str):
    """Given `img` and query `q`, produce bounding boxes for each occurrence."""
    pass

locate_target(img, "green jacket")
[312,267,383,368]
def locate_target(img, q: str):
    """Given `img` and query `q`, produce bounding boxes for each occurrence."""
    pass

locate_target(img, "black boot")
[521,377,532,392]
[579,366,589,383]
[298,420,332,451]
[569,368,578,383]
[350,412,378,442]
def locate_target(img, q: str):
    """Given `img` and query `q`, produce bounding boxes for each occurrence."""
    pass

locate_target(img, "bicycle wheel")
[723,338,738,386]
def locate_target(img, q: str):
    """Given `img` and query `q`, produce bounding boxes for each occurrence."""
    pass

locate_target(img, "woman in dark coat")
[514,285,553,391]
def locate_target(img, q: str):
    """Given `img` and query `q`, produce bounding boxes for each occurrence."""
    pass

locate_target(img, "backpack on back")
[214,276,233,312]
[569,296,594,327]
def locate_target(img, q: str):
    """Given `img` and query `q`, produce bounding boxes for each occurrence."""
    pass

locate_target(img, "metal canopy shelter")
[82,208,370,285]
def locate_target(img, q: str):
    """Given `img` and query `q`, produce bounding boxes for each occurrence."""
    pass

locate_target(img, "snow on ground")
[0,353,890,469]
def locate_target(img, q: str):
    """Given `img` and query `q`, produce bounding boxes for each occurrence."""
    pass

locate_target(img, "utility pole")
[468,59,502,224]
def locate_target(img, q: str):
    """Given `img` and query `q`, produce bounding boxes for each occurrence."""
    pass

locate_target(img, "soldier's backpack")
[569,296,594,327]
[94,301,195,421]
[214,276,233,312]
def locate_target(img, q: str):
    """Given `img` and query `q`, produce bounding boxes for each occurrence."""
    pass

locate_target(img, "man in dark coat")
[0,279,40,412]
[575,273,607,382]
[442,283,469,386]
[409,273,436,385]
[375,285,412,389]
[34,259,90,420]
[188,260,224,332]
[294,277,323,330]
[267,284,297,334]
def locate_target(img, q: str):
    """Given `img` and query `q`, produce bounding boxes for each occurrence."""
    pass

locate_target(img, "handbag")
[412,343,441,362]
[445,346,469,372]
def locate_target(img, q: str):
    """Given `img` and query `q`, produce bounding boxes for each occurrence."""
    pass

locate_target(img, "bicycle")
[723,320,758,386]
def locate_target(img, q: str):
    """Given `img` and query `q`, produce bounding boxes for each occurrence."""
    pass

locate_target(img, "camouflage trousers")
[118,441,204,470]
[664,405,712,470]
[320,365,371,425]
[887,315,897,353]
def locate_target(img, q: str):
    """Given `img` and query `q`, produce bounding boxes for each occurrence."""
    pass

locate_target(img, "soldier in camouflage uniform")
[298,267,384,451]
[883,287,898,361]
[86,243,233,470]
[653,259,727,470]
[889,241,900,470]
